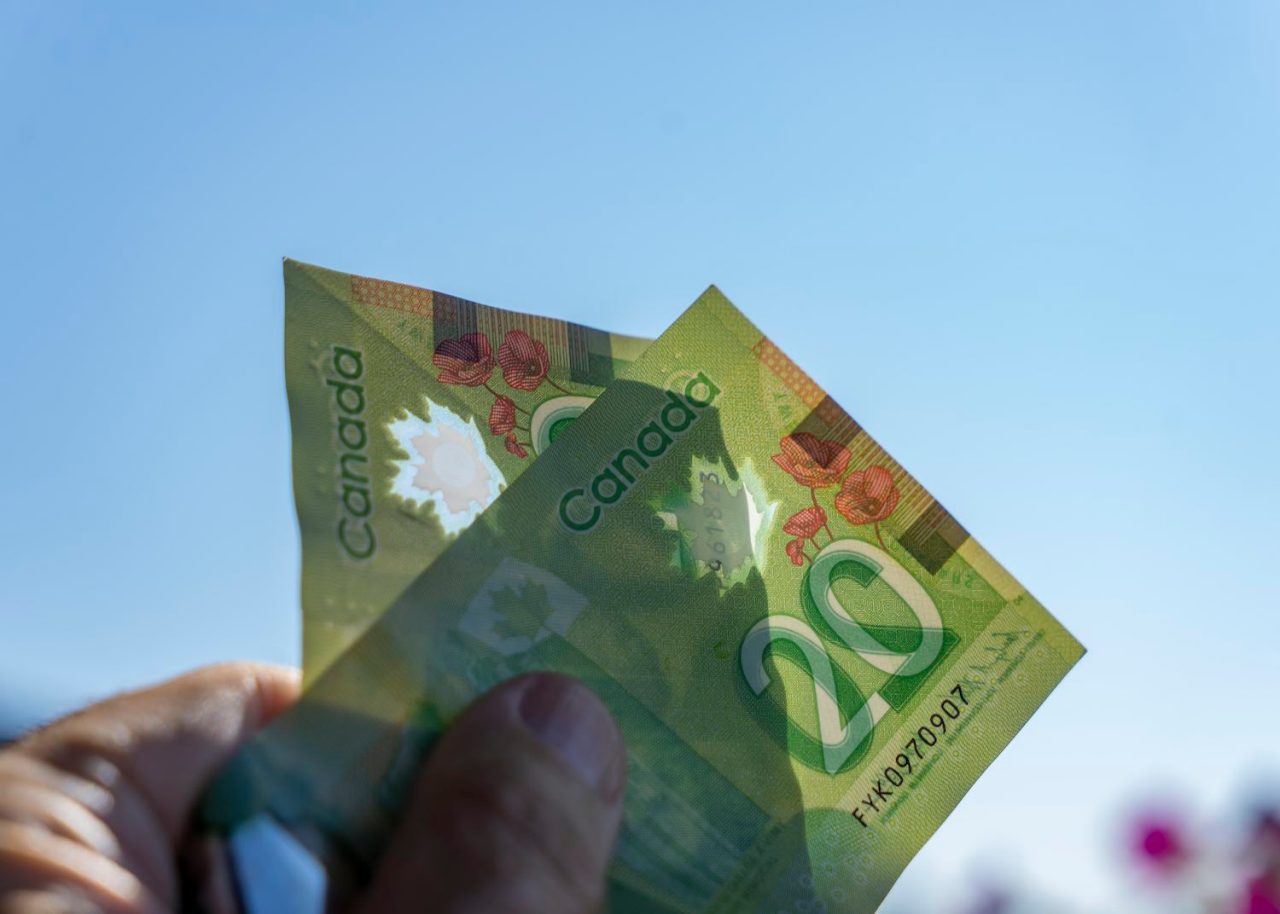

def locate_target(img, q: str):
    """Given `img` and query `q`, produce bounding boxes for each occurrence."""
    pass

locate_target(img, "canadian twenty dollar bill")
[282,259,651,680]
[202,284,1084,912]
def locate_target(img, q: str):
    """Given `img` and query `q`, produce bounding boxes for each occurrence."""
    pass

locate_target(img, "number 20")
[739,538,945,774]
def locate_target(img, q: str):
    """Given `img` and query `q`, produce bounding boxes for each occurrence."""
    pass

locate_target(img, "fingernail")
[519,675,622,797]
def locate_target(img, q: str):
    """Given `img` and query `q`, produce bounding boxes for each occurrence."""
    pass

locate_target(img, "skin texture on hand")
[0,664,300,914]
[0,665,626,914]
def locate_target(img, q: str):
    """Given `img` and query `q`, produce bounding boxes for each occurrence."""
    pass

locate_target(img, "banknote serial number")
[851,684,968,829]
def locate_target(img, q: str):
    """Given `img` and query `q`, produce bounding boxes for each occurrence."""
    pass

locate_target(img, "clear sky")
[2,3,1278,910]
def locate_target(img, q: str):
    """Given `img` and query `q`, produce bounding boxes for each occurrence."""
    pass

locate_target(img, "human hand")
[0,665,626,914]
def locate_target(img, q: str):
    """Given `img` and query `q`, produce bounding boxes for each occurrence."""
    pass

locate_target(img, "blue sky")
[2,3,1278,908]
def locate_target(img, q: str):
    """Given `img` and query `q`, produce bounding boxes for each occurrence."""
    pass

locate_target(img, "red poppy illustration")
[783,506,827,539]
[488,395,517,436]
[835,465,899,550]
[498,330,551,392]
[835,466,900,525]
[771,433,851,489]
[504,432,529,459]
[433,332,495,386]
[785,538,807,566]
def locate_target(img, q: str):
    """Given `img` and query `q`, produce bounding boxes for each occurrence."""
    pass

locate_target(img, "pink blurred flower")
[1132,817,1188,874]
[1243,877,1280,914]
[1251,810,1280,859]
[965,888,1012,914]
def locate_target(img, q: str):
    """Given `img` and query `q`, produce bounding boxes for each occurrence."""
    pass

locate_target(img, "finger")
[357,673,626,914]
[0,663,299,911]
[14,663,300,842]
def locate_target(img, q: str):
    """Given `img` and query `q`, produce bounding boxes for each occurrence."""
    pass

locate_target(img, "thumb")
[357,673,627,914]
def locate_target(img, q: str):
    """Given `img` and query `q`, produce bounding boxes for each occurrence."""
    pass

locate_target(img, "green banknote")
[282,260,651,680]
[204,285,1083,912]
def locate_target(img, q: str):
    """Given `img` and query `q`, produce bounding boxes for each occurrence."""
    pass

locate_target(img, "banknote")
[281,259,651,680]
[201,286,1084,913]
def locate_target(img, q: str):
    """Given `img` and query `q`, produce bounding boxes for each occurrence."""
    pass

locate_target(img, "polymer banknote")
[200,282,1083,912]
[282,260,650,680]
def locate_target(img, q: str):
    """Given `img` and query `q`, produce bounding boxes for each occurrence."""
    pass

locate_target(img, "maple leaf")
[490,581,557,644]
